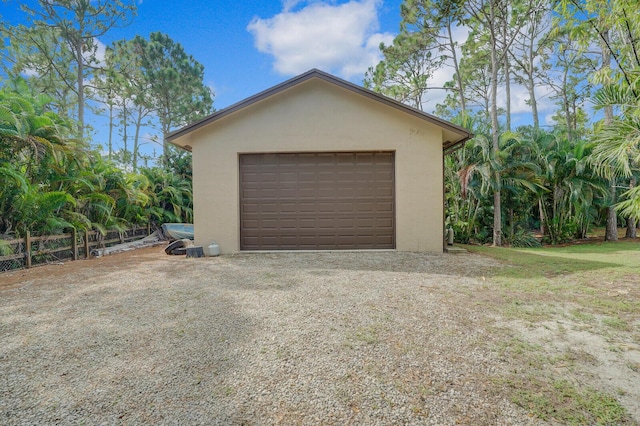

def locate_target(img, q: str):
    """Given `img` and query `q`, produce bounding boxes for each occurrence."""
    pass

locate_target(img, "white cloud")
[85,38,107,66]
[22,37,107,79]
[22,68,39,77]
[450,24,469,45]
[495,83,556,121]
[282,0,304,12]
[95,38,107,64]
[418,24,470,113]
[544,113,556,126]
[420,67,454,113]
[247,0,393,80]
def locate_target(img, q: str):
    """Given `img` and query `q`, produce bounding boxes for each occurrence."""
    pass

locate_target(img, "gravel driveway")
[1,248,546,425]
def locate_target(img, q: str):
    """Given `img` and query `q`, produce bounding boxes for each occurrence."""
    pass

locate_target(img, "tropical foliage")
[0,1,213,239]
[1,0,639,247]
[367,0,640,245]
[0,80,194,237]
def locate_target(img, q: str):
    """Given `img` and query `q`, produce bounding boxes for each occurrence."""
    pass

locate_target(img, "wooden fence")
[0,225,151,273]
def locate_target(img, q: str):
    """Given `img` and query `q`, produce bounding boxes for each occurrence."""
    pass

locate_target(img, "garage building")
[167,69,471,253]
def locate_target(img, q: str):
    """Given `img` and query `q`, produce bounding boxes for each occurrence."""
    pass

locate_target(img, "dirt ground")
[1,247,638,424]
[0,247,164,291]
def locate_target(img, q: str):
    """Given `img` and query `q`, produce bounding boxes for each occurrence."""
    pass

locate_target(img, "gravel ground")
[0,248,548,425]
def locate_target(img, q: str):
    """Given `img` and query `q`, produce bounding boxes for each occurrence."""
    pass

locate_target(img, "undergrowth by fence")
[0,225,151,273]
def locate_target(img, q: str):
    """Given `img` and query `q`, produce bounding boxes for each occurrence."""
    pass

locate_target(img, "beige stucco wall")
[181,78,445,253]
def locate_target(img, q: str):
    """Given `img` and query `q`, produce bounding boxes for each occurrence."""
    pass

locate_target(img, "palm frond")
[590,117,640,179]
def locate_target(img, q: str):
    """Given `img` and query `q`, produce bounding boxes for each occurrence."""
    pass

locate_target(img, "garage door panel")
[242,187,257,197]
[278,218,298,229]
[240,152,395,250]
[259,203,279,213]
[242,172,261,183]
[374,187,394,197]
[260,219,280,230]
[376,218,394,228]
[257,189,278,198]
[299,172,316,182]
[242,219,260,229]
[317,188,338,197]
[242,203,260,213]
[297,188,317,198]
[336,202,355,212]
[279,172,298,182]
[374,202,394,212]
[280,202,297,212]
[298,218,316,229]
[299,202,316,213]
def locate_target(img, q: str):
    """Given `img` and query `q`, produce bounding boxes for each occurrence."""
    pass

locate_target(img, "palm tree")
[534,130,606,243]
[589,74,640,235]
[0,81,80,235]
[445,115,544,246]
[141,167,193,226]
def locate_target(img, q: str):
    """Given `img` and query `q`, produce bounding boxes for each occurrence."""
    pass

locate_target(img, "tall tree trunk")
[602,31,618,241]
[605,179,618,241]
[627,217,638,238]
[122,103,128,165]
[539,198,545,236]
[162,127,170,167]
[562,67,573,142]
[490,75,502,246]
[503,22,511,132]
[505,59,511,131]
[162,104,171,167]
[489,1,502,247]
[626,177,637,238]
[508,206,514,240]
[76,39,85,139]
[527,78,539,131]
[447,23,466,113]
[133,108,143,172]
[528,38,539,131]
[108,103,114,160]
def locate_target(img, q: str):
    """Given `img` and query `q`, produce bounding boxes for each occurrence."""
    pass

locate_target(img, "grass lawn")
[465,241,640,425]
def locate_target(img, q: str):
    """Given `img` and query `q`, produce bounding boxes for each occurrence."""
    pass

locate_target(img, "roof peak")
[167,69,471,152]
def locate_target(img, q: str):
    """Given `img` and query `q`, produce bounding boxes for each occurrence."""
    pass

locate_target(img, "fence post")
[84,230,90,258]
[24,230,32,269]
[72,229,78,261]
[147,222,151,236]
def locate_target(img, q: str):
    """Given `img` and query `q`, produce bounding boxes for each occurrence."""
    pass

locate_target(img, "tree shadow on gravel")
[223,251,501,278]
[0,267,260,424]
[466,245,626,280]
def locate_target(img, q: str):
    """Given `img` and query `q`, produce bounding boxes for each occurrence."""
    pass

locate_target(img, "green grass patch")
[465,242,640,274]
[511,378,629,425]
[501,300,560,321]
[464,243,640,278]
[496,339,630,424]
[570,309,596,324]
[468,242,638,424]
[464,242,640,318]
[601,316,630,331]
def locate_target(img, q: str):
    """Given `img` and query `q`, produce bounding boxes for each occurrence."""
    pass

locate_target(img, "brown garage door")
[240,152,395,250]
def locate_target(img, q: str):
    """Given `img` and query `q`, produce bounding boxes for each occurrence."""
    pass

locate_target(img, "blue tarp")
[162,223,194,240]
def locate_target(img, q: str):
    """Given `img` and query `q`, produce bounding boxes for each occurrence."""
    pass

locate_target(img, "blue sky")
[111,0,402,108]
[3,0,566,161]
[2,0,404,160]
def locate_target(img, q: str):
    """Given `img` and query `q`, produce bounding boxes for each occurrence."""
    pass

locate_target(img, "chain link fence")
[0,237,25,272]
[31,233,76,267]
[0,225,152,274]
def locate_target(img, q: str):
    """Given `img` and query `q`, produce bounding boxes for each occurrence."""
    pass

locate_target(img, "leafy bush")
[508,228,542,248]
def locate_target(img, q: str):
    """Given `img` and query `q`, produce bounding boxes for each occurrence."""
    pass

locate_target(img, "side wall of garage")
[187,78,444,253]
